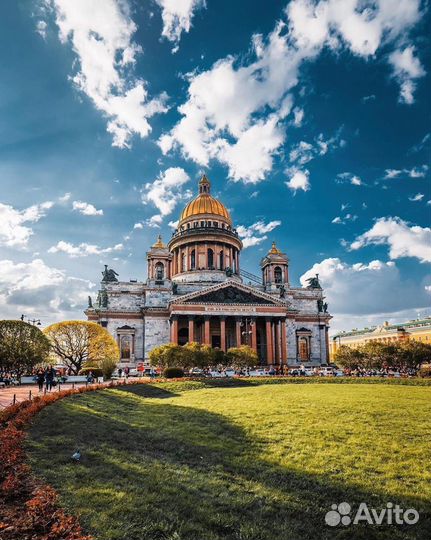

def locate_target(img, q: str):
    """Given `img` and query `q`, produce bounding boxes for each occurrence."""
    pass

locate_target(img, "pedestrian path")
[0,382,97,408]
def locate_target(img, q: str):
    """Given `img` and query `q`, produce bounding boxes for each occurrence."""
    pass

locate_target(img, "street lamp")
[20,315,42,326]
[240,318,254,346]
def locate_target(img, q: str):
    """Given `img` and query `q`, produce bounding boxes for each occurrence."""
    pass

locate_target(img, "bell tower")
[260,241,289,292]
[146,235,172,285]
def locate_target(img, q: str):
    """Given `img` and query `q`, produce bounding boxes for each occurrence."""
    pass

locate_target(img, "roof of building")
[332,317,431,339]
[179,174,232,224]
[151,234,166,249]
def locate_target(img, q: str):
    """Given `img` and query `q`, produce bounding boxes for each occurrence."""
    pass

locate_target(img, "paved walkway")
[0,383,88,408]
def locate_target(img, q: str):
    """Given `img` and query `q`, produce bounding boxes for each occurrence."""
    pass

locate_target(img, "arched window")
[208,248,214,269]
[274,266,282,283]
[298,337,309,361]
[155,262,164,281]
[219,250,224,270]
[191,249,196,270]
[181,252,186,272]
[120,336,131,359]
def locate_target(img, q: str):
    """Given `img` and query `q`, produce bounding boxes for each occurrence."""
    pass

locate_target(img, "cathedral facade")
[86,175,331,367]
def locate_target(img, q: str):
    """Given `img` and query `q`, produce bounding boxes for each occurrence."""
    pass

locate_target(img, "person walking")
[36,369,45,392]
[45,365,56,392]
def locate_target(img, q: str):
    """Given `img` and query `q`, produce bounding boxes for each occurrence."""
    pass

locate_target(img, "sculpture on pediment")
[102,265,119,282]
[323,302,328,313]
[279,284,286,298]
[225,267,233,277]
[186,286,272,305]
[317,299,323,312]
[306,274,321,289]
[172,282,178,294]
[96,289,108,308]
[88,296,93,308]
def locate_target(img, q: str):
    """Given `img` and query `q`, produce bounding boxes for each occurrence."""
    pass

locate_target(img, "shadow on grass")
[26,389,430,540]
[114,384,180,399]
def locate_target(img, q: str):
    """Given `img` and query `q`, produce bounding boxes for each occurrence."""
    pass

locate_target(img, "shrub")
[225,345,258,369]
[79,366,103,378]
[163,367,184,378]
[98,357,118,379]
[419,364,431,378]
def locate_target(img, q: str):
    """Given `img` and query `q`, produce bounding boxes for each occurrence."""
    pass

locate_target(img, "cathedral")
[86,174,331,367]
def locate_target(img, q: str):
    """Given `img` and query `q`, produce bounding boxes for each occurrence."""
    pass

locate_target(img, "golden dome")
[152,234,166,248]
[179,174,232,224]
[269,241,281,255]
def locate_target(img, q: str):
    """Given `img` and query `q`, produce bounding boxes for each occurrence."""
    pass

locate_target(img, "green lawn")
[26,381,431,540]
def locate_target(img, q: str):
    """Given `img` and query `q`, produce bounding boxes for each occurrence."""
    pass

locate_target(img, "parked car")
[208,370,223,377]
[223,369,236,377]
[249,369,267,377]
[319,366,334,376]
[189,368,206,376]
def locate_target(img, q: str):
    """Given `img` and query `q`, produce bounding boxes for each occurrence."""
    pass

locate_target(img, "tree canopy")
[225,346,258,369]
[0,320,50,375]
[334,340,431,370]
[44,321,119,374]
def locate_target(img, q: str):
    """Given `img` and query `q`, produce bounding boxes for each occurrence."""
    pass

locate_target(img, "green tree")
[333,345,365,370]
[149,343,186,369]
[225,345,258,369]
[0,320,50,375]
[44,321,119,374]
[396,340,431,369]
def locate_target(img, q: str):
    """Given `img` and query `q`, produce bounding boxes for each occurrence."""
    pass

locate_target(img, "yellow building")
[330,317,431,357]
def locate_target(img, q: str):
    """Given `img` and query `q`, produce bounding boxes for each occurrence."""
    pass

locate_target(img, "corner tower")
[260,241,289,292]
[168,174,243,283]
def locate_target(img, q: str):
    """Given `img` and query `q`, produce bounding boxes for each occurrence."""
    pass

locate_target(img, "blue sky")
[0,0,430,333]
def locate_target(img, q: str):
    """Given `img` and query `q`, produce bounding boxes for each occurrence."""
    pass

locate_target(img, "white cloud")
[332,213,357,225]
[168,219,179,229]
[300,257,430,333]
[36,20,47,39]
[155,0,205,52]
[408,193,424,202]
[237,220,281,249]
[133,222,143,229]
[44,0,168,148]
[389,46,425,104]
[58,192,71,203]
[72,200,103,216]
[0,201,53,248]
[144,214,163,228]
[292,107,304,127]
[383,165,428,179]
[141,167,191,217]
[350,217,431,263]
[48,240,123,257]
[160,0,419,182]
[384,168,402,179]
[336,172,362,185]
[0,258,94,322]
[286,169,310,192]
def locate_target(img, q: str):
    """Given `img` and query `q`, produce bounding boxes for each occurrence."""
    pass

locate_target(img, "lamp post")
[20,315,42,326]
[240,318,254,346]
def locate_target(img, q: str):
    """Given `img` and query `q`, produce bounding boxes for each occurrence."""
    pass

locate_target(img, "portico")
[168,280,291,364]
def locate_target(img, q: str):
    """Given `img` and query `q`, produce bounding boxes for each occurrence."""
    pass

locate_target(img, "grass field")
[26,381,431,540]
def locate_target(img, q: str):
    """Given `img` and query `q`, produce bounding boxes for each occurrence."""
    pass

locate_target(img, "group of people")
[34,366,57,392]
[0,371,20,386]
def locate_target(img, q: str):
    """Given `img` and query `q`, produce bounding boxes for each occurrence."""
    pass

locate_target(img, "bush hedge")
[163,367,184,378]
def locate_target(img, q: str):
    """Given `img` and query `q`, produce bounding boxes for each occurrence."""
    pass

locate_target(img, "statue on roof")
[102,265,119,282]
[306,274,321,289]
[88,296,93,308]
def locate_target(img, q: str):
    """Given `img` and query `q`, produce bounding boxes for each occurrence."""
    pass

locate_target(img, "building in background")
[86,174,332,367]
[330,318,431,357]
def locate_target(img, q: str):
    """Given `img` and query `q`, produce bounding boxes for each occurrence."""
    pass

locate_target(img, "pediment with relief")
[170,281,286,306]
